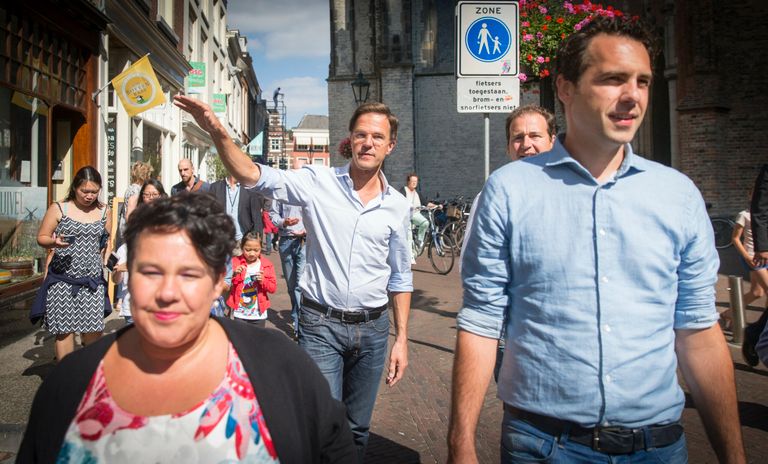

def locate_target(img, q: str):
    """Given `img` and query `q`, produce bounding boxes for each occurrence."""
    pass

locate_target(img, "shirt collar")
[336,163,393,199]
[543,135,647,180]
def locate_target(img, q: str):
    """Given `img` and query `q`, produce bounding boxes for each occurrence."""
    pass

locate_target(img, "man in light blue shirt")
[448,17,745,464]
[269,159,307,335]
[174,96,412,461]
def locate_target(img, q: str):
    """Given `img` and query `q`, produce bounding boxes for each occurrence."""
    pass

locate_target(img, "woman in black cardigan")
[19,193,355,463]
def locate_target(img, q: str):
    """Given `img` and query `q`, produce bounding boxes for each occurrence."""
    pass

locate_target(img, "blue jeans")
[278,236,305,332]
[298,306,389,462]
[501,410,688,463]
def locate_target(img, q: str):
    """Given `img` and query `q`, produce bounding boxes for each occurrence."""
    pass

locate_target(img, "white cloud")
[270,76,328,128]
[227,0,330,60]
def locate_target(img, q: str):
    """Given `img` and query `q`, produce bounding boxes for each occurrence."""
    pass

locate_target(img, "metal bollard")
[728,275,746,344]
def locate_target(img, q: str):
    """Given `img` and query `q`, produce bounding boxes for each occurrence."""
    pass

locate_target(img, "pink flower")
[518,73,528,83]
[538,5,548,14]
[536,31,544,39]
[521,21,530,27]
[564,2,575,13]
[536,56,545,64]
[523,33,534,42]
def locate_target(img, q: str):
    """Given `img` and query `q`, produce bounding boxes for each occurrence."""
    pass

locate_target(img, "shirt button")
[603,324,611,332]
[599,228,606,236]
[605,374,612,383]
[601,276,609,283]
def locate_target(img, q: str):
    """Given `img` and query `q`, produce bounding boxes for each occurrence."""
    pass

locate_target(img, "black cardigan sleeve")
[17,331,119,463]
[220,318,357,464]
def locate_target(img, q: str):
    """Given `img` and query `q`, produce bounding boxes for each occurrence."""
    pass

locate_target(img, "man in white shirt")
[174,96,412,462]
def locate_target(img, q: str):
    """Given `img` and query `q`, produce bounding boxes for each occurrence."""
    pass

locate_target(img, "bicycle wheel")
[441,221,465,254]
[413,231,426,258]
[428,233,456,275]
[711,218,734,249]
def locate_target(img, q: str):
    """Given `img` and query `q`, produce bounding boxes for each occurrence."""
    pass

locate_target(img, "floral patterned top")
[56,344,279,463]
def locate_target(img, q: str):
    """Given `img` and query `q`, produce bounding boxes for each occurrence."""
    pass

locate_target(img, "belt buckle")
[592,429,601,451]
[340,310,363,323]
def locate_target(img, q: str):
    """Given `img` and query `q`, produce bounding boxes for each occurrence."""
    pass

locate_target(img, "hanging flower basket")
[518,1,633,82]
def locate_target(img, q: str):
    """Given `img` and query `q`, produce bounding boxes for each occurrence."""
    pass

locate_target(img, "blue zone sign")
[456,2,519,77]
[466,17,511,63]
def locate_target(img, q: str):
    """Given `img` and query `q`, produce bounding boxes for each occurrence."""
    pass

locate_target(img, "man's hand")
[676,325,746,464]
[386,337,408,386]
[283,217,300,227]
[173,95,226,137]
[447,330,498,464]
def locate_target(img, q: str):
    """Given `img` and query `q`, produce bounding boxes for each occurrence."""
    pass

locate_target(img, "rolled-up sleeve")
[387,207,414,293]
[250,164,316,206]
[457,175,509,339]
[674,186,720,329]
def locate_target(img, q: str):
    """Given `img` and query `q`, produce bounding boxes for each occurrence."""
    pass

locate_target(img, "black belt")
[301,296,387,324]
[504,405,684,455]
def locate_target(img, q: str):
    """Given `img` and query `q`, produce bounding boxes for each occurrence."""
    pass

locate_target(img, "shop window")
[142,125,163,181]
[0,87,49,281]
[0,7,88,110]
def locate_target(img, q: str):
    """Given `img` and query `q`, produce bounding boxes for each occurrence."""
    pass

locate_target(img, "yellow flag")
[111,55,166,117]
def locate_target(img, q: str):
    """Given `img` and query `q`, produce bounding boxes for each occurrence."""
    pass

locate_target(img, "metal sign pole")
[484,113,490,180]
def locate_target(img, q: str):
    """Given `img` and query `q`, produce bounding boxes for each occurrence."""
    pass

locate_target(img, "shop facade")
[0,2,107,295]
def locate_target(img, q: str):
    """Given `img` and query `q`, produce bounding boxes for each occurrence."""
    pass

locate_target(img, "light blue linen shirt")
[250,163,413,310]
[459,137,719,428]
[269,201,304,237]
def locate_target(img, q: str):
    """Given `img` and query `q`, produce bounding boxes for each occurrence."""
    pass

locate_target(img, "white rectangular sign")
[457,77,519,113]
[456,1,519,77]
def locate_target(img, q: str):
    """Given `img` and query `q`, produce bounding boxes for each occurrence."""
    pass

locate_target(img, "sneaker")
[742,323,760,367]
[743,310,768,367]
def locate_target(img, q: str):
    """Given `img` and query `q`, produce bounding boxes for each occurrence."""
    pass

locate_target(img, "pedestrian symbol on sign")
[466,17,511,63]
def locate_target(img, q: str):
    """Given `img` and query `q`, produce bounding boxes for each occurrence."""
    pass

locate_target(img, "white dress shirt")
[249,163,413,310]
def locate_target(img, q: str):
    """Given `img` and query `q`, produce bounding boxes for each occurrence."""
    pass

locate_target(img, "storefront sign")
[212,93,227,115]
[187,61,207,94]
[0,187,47,221]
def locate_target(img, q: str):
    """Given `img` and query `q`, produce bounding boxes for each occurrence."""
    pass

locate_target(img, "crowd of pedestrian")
[16,14,766,464]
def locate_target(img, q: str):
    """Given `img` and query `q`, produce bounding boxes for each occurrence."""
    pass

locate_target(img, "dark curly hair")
[123,192,235,277]
[554,16,658,86]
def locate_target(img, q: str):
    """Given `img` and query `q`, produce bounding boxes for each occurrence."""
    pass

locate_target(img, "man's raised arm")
[174,94,261,187]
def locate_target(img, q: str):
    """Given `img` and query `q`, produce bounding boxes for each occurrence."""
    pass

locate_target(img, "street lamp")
[351,70,370,105]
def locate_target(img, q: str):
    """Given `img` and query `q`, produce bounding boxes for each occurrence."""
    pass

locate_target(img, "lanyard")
[227,185,240,213]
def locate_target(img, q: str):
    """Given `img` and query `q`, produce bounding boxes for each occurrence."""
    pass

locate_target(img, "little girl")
[226,232,276,327]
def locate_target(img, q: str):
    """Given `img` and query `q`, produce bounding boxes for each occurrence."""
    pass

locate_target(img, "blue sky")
[227,0,330,129]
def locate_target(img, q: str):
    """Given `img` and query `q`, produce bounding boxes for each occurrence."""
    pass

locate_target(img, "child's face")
[242,239,262,263]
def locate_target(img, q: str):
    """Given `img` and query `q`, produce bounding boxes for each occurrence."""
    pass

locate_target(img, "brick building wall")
[672,0,768,217]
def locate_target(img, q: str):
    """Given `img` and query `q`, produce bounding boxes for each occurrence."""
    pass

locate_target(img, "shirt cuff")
[387,271,414,293]
[674,304,719,330]
[456,307,504,339]
[246,164,275,190]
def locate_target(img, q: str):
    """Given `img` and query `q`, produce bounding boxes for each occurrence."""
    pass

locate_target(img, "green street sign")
[212,93,226,114]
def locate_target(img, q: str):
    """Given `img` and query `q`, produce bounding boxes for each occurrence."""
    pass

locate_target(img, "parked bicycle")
[412,206,456,275]
[440,196,472,254]
[707,203,735,249]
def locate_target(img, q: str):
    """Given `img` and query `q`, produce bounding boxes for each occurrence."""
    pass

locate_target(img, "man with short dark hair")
[171,158,210,195]
[449,17,744,464]
[174,96,412,462]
